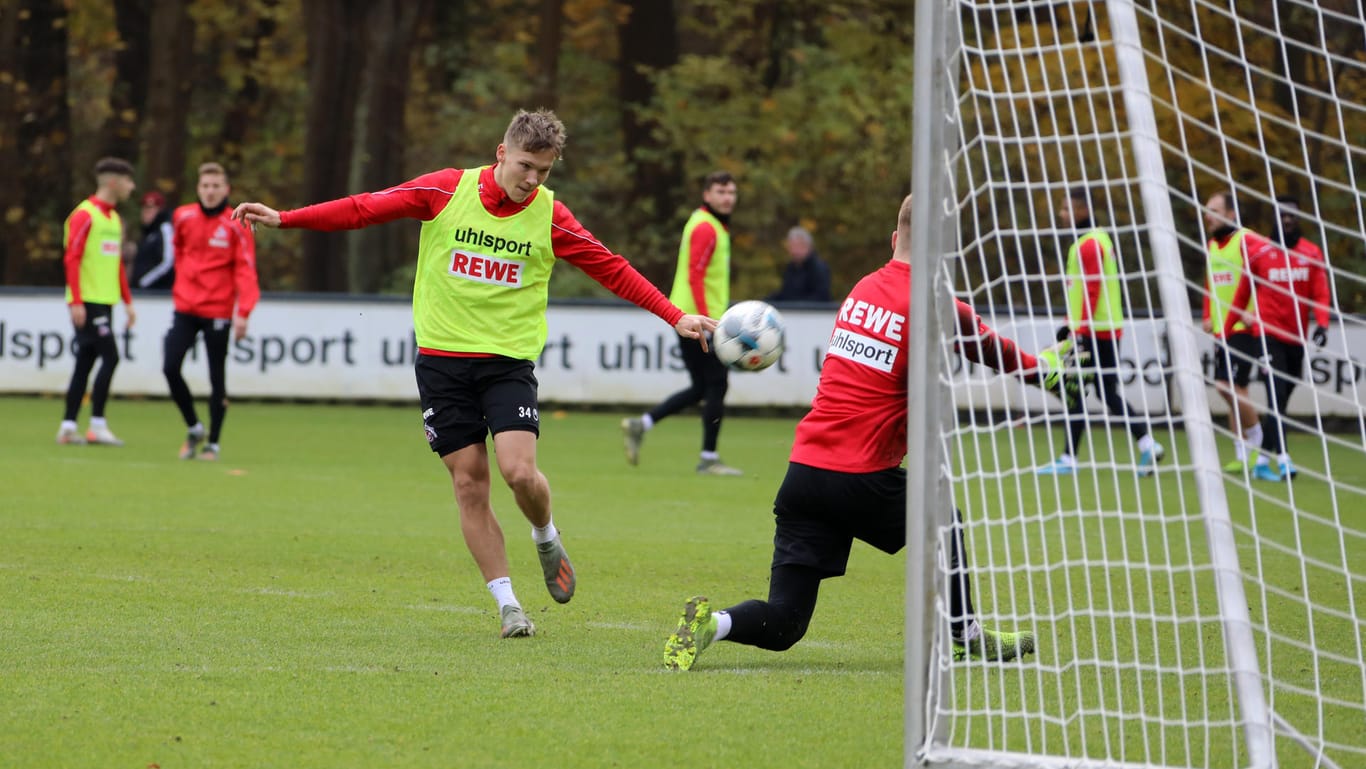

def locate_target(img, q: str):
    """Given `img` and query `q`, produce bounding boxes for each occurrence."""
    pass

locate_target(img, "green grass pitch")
[1,397,902,768]
[1,396,1360,767]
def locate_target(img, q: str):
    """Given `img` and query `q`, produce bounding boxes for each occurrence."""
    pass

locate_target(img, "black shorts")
[770,462,906,578]
[1262,336,1305,382]
[1212,333,1262,388]
[74,303,115,347]
[414,355,540,456]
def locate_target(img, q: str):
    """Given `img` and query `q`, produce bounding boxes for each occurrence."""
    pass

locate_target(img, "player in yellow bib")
[1202,190,1281,482]
[234,110,716,639]
[1037,187,1163,477]
[57,157,138,447]
[622,171,743,475]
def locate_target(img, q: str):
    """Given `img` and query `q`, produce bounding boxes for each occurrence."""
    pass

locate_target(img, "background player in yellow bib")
[622,171,743,475]
[1202,190,1280,482]
[234,110,716,639]
[57,157,138,447]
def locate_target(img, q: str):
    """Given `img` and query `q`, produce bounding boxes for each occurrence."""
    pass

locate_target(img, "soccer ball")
[712,300,786,372]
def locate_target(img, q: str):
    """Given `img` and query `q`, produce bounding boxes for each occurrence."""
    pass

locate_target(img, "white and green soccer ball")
[713,300,786,372]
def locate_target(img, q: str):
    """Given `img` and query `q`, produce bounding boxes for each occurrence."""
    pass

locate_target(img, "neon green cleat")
[1224,450,1259,473]
[663,596,718,671]
[952,627,1036,662]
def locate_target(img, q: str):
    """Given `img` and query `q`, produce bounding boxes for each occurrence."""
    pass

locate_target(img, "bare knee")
[498,459,543,496]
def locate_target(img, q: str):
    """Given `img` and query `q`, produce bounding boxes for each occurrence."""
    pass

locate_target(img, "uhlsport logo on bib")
[827,328,898,372]
[448,250,525,287]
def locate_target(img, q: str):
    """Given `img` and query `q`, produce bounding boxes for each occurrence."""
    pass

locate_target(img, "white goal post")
[907,2,1366,768]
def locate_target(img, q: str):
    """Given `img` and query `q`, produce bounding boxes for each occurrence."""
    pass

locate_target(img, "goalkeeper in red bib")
[234,110,716,639]
[662,194,1082,670]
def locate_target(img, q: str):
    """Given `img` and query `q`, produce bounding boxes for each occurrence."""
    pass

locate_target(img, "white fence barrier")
[1,291,1361,415]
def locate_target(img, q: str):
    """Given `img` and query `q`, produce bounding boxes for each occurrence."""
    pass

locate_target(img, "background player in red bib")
[164,162,259,462]
[662,194,1083,670]
[57,157,138,447]
[234,110,715,639]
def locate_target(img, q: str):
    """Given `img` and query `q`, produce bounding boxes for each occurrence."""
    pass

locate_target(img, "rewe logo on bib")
[449,250,524,287]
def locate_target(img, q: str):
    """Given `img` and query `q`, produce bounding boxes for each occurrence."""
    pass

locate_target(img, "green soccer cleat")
[499,605,535,639]
[1223,449,1261,474]
[537,536,576,604]
[952,628,1036,662]
[663,596,717,671]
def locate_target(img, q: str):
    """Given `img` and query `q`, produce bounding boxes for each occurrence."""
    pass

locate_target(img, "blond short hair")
[504,109,567,157]
[198,162,228,182]
[897,193,913,244]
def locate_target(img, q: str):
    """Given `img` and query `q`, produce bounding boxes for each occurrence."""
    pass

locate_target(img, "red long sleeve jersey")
[685,219,720,317]
[64,196,132,306]
[172,204,260,319]
[1222,235,1327,343]
[791,259,1039,473]
[1287,236,1332,334]
[277,166,683,327]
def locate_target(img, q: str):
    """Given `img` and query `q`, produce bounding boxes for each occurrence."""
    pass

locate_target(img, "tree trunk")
[301,0,371,292]
[347,0,430,294]
[141,0,195,200]
[215,1,279,174]
[103,0,152,163]
[0,0,73,285]
[617,0,683,284]
[534,0,564,110]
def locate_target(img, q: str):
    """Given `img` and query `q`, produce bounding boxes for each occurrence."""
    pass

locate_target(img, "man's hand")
[69,303,86,329]
[125,304,137,330]
[1310,325,1328,348]
[232,202,281,229]
[1202,318,1213,334]
[674,314,718,352]
[232,315,249,342]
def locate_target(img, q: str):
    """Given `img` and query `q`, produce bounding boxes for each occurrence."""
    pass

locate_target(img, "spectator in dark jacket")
[766,226,831,302]
[130,191,175,291]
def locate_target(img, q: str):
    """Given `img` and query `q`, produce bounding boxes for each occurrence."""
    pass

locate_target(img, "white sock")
[1137,434,1155,453]
[700,450,719,462]
[89,417,107,430]
[1056,453,1076,466]
[1279,452,1291,465]
[1235,439,1248,462]
[531,521,558,545]
[640,414,654,431]
[1245,423,1264,451]
[60,420,78,432]
[189,422,205,437]
[487,577,519,609]
[714,610,732,641]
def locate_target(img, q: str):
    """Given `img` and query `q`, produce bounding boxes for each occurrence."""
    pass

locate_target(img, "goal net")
[906,2,1366,768]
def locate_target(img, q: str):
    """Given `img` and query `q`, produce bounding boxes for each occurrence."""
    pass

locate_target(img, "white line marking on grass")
[245,587,333,598]
[405,603,486,615]
[584,620,653,632]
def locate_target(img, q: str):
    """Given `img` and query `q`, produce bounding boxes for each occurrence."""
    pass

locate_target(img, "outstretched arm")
[952,298,1084,401]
